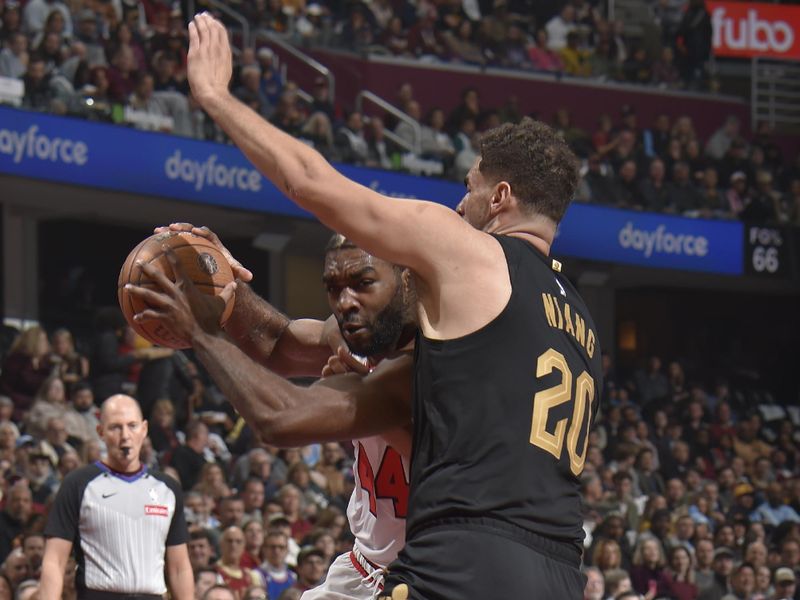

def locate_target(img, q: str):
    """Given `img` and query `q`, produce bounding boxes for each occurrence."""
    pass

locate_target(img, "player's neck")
[485,212,554,256]
[487,216,556,256]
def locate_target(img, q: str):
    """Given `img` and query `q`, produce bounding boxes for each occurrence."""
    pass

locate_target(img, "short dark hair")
[243,477,264,490]
[324,234,404,277]
[479,117,579,223]
[190,529,214,544]
[71,381,93,397]
[325,233,359,253]
[185,419,207,440]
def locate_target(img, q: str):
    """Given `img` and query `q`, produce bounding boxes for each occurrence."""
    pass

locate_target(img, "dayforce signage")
[0,106,746,276]
[708,1,800,60]
[554,204,744,275]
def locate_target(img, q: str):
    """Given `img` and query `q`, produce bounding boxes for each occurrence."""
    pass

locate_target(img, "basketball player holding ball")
[134,12,604,599]
[128,224,417,600]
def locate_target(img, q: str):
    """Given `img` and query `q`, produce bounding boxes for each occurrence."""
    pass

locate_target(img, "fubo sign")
[707,1,800,60]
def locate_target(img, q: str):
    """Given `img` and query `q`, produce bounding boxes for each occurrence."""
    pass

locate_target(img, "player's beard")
[345,285,407,358]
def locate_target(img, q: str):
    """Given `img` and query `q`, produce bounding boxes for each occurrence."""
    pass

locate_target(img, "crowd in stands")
[0,308,799,600]
[1,0,799,225]
[237,0,715,92]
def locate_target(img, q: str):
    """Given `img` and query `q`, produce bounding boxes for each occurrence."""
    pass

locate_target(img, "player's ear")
[141,419,149,437]
[96,423,103,438]
[491,181,512,214]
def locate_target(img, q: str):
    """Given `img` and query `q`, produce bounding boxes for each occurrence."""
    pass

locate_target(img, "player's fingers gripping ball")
[118,231,235,348]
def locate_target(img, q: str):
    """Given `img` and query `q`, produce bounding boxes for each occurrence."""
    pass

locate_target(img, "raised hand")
[154,222,253,282]
[187,13,233,106]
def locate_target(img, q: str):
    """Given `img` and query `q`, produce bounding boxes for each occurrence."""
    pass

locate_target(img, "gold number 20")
[530,348,594,476]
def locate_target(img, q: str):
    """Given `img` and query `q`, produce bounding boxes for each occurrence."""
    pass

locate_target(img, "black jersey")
[408,234,602,552]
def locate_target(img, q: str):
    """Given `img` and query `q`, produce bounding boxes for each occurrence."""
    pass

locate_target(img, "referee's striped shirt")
[45,462,188,596]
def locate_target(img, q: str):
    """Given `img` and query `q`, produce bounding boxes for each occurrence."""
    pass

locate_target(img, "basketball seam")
[126,237,152,340]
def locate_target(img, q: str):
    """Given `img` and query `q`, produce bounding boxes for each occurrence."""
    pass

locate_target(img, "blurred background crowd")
[0,311,798,600]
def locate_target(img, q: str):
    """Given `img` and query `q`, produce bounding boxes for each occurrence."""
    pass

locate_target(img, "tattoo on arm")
[223,282,290,364]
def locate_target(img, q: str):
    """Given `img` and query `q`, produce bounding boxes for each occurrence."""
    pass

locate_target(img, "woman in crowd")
[50,329,89,389]
[0,421,18,464]
[241,519,265,570]
[286,462,328,517]
[277,484,313,542]
[25,375,91,446]
[148,398,180,455]
[629,536,670,598]
[193,461,232,502]
[0,327,55,419]
[664,545,698,600]
[592,538,623,575]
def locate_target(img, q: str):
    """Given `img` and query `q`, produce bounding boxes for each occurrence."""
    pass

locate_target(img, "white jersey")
[346,434,410,567]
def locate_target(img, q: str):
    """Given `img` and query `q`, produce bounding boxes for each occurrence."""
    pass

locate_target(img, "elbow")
[254,416,301,448]
[251,398,304,448]
[253,413,283,445]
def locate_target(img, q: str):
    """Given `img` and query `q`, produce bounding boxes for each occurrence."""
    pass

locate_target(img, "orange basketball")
[118,231,235,349]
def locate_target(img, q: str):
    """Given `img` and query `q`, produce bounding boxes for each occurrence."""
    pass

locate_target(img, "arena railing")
[751,57,800,132]
[257,31,335,102]
[355,90,420,156]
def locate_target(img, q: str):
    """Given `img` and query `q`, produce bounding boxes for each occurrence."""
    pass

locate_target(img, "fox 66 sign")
[745,227,789,278]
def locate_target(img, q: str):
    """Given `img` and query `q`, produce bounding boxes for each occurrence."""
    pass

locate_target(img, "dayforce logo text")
[0,125,88,165]
[709,2,800,58]
[165,150,262,193]
[618,222,709,259]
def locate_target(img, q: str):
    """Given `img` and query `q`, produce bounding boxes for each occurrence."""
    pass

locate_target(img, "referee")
[39,395,194,600]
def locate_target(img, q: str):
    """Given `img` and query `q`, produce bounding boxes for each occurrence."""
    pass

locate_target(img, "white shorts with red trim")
[300,550,384,600]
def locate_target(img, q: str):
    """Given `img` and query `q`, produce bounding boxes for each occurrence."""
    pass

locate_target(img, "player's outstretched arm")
[187,14,486,286]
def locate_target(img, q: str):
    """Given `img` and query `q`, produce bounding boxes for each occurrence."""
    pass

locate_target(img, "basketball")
[118,231,235,349]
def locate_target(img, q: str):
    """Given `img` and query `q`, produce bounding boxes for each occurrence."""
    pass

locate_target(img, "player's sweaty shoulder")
[417,232,511,340]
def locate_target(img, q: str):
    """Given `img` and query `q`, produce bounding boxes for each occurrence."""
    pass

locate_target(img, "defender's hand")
[154,222,253,282]
[321,346,371,378]
[187,13,233,106]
